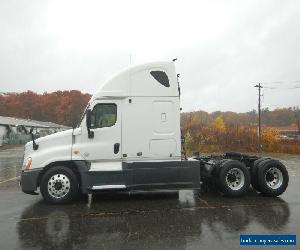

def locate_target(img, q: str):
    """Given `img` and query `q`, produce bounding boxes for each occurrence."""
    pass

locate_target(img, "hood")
[25,129,73,154]
[36,129,73,143]
[23,129,74,170]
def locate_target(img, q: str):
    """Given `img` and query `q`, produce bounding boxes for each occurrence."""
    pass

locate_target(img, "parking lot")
[0,146,299,249]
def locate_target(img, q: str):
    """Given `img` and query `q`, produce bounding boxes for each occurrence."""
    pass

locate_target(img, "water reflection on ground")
[16,190,291,249]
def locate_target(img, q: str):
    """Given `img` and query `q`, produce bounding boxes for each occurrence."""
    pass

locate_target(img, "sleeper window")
[91,103,117,128]
[150,70,170,87]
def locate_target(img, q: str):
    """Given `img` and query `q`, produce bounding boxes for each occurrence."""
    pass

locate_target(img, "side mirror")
[86,109,94,139]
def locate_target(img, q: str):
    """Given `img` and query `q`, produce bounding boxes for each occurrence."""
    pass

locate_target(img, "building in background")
[0,116,70,146]
[274,124,300,139]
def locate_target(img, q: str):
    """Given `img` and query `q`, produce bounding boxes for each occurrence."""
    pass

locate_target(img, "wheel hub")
[226,168,245,191]
[227,173,237,182]
[47,174,70,199]
[265,167,283,189]
[54,181,63,191]
[266,172,274,182]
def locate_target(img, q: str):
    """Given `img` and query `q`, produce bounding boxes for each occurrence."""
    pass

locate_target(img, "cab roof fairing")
[90,61,179,102]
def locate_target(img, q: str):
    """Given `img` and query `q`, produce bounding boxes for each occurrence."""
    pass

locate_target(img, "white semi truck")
[20,61,289,204]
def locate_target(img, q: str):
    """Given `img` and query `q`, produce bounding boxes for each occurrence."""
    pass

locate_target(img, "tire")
[257,159,289,197]
[40,166,79,204]
[251,158,270,192]
[217,160,251,197]
[212,159,230,178]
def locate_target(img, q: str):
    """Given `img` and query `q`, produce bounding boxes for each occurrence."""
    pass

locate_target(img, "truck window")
[150,70,170,87]
[90,103,117,128]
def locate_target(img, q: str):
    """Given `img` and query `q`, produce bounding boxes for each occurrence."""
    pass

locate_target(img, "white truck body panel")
[72,99,122,162]
[121,97,180,160]
[91,61,179,99]
[24,129,73,170]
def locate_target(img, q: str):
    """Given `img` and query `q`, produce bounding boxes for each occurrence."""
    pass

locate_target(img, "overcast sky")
[0,0,299,112]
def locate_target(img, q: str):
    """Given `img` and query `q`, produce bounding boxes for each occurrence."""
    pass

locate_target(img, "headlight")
[23,157,32,170]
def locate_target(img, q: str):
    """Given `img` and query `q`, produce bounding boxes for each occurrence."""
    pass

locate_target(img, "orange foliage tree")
[0,91,91,126]
[181,110,300,154]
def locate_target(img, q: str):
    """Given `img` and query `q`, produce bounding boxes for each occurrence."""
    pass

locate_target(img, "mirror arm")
[29,128,39,150]
[86,109,94,139]
[87,128,94,139]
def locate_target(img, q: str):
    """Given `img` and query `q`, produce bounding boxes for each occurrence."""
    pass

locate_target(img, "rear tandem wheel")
[251,157,270,192]
[217,160,251,197]
[257,159,289,197]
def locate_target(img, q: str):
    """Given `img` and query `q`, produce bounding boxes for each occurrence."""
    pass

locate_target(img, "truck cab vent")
[150,71,170,87]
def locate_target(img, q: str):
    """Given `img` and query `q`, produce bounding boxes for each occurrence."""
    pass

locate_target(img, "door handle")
[114,143,120,154]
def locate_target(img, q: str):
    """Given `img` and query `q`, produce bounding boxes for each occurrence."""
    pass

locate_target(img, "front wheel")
[217,160,251,197]
[40,166,79,204]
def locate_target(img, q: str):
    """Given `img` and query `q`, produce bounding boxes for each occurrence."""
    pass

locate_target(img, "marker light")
[24,157,32,170]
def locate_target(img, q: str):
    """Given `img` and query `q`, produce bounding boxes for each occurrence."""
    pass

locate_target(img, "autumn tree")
[0,91,91,126]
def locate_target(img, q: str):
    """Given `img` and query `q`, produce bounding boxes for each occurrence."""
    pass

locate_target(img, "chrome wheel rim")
[48,174,70,199]
[265,167,283,189]
[226,168,245,190]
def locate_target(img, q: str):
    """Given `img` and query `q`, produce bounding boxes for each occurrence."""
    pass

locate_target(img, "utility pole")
[254,83,263,152]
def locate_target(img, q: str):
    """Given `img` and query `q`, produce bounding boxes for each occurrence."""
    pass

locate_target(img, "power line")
[263,85,300,90]
[261,81,300,85]
[262,104,300,107]
[261,81,284,84]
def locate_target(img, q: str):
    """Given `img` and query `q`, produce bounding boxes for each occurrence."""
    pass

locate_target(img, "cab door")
[73,100,121,161]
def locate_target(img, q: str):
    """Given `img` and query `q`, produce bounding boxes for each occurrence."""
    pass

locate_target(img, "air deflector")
[150,71,170,87]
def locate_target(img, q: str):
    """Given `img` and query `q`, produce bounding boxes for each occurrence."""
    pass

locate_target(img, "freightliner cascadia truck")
[20,61,289,204]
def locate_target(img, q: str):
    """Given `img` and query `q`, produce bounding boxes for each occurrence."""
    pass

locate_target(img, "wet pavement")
[0,146,299,249]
